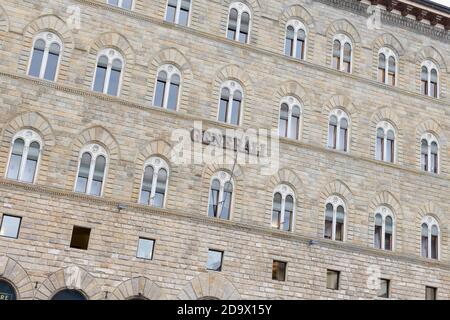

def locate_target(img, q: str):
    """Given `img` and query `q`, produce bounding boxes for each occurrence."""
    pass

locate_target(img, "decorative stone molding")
[319,179,353,206]
[0,256,34,300]
[178,272,241,300]
[18,14,74,81]
[84,32,135,98]
[109,276,166,300]
[35,265,102,300]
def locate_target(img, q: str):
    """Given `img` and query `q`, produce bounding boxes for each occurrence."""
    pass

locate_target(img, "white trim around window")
[373,206,395,251]
[138,156,170,208]
[27,31,63,82]
[74,144,109,197]
[332,34,353,73]
[226,2,252,43]
[284,19,307,60]
[92,48,124,96]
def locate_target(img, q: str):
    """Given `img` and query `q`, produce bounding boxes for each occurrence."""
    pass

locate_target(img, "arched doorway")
[51,289,87,300]
[0,279,17,300]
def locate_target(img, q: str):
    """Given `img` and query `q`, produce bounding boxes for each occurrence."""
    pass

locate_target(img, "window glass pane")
[166,0,177,23]
[272,261,286,281]
[339,118,348,151]
[221,182,233,220]
[137,238,154,260]
[379,279,389,298]
[324,203,333,239]
[155,73,167,107]
[431,142,438,173]
[421,223,428,258]
[332,40,340,70]
[167,76,180,110]
[283,195,293,231]
[140,166,154,205]
[179,0,191,26]
[75,152,91,193]
[122,0,133,9]
[154,168,168,208]
[272,193,282,229]
[343,43,351,72]
[0,280,17,300]
[421,139,428,170]
[22,141,40,183]
[208,180,220,217]
[326,270,339,290]
[239,12,250,43]
[279,104,289,137]
[0,215,21,239]
[90,155,106,196]
[227,9,238,40]
[385,216,393,251]
[328,115,337,149]
[207,250,223,271]
[425,287,437,300]
[108,0,119,5]
[230,93,241,125]
[29,40,45,77]
[107,59,122,96]
[52,289,87,300]
[93,56,108,93]
[378,53,386,68]
[335,206,345,241]
[285,26,294,56]
[43,43,60,81]
[421,66,428,81]
[219,88,230,122]
[296,38,305,59]
[7,138,25,180]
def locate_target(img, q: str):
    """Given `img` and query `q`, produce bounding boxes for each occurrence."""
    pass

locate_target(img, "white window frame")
[271,184,296,232]
[107,0,135,10]
[5,129,43,183]
[373,206,395,251]
[165,0,192,26]
[378,47,398,86]
[153,64,182,111]
[92,48,125,96]
[421,61,439,98]
[327,109,350,152]
[324,195,346,241]
[421,216,440,260]
[207,171,234,219]
[27,31,63,81]
[376,121,396,163]
[332,34,353,73]
[74,144,109,197]
[420,132,439,174]
[279,96,302,140]
[226,2,252,43]
[138,156,170,208]
[284,19,307,60]
[217,80,244,126]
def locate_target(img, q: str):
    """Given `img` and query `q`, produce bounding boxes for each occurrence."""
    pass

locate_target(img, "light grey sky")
[431,0,450,7]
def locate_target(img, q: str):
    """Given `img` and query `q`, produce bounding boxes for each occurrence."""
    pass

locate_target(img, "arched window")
[28,32,62,81]
[154,64,181,111]
[0,279,17,300]
[208,171,233,220]
[271,185,295,232]
[278,96,301,140]
[92,49,124,96]
[165,0,191,26]
[51,289,87,300]
[139,157,169,208]
[374,206,394,251]
[284,20,306,60]
[332,34,352,73]
[378,48,397,86]
[75,144,108,197]
[376,122,396,163]
[6,130,42,183]
[107,0,133,10]
[324,196,346,241]
[227,2,251,44]
[421,216,439,260]
[327,109,349,152]
[421,61,439,98]
[420,133,439,174]
[218,80,243,125]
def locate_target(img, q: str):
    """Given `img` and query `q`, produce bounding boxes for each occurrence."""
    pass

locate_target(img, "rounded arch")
[322,95,357,150]
[417,203,447,260]
[72,126,120,161]
[19,14,74,81]
[0,256,34,300]
[35,265,101,300]
[370,107,402,163]
[178,272,241,300]
[147,47,193,112]
[325,19,361,73]
[0,4,9,33]
[211,64,254,124]
[372,33,405,85]
[279,5,316,61]
[319,179,352,207]
[416,119,445,172]
[415,46,447,98]
[131,140,173,203]
[109,276,166,300]
[84,32,135,98]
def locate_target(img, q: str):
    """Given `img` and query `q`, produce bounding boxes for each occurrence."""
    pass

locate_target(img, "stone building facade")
[0,0,449,300]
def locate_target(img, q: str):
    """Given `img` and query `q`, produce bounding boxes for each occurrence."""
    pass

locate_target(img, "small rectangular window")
[0,215,22,239]
[206,250,223,272]
[70,226,91,250]
[137,238,155,260]
[378,279,390,298]
[272,260,287,281]
[326,269,340,290]
[425,286,437,300]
